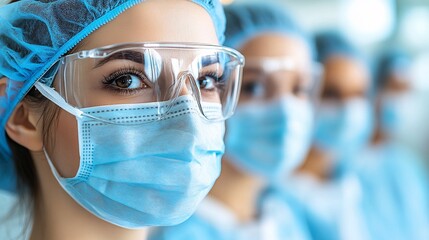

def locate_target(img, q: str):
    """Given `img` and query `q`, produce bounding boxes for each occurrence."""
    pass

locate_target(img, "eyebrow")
[94,50,145,68]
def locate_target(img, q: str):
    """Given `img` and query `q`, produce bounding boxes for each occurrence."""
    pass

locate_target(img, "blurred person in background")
[149,2,320,240]
[348,49,429,240]
[373,49,420,145]
[289,31,374,240]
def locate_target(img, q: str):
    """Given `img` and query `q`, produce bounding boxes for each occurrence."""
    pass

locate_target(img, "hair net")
[374,49,411,90]
[223,2,316,60]
[0,0,226,192]
[314,31,362,64]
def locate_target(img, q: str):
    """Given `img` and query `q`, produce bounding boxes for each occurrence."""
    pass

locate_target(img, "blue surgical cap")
[314,31,361,64]
[0,0,226,191]
[223,2,316,60]
[374,49,411,90]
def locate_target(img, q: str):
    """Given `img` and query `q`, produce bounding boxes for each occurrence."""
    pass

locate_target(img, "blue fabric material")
[258,186,313,240]
[0,0,226,191]
[223,2,315,60]
[0,189,26,240]
[313,99,374,160]
[349,142,429,240]
[148,214,227,240]
[291,143,429,240]
[45,95,225,228]
[148,191,312,240]
[225,97,313,181]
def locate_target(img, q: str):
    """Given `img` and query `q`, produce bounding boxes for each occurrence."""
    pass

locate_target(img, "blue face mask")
[380,92,417,139]
[225,97,313,181]
[38,88,225,229]
[314,98,373,157]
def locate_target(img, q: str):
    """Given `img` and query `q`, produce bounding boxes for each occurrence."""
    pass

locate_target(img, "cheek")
[48,110,80,178]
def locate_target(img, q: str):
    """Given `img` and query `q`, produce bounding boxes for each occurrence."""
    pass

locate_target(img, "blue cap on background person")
[314,31,362,64]
[224,2,316,60]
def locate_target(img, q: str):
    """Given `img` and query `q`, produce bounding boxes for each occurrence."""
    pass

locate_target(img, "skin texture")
[210,33,313,222]
[4,0,219,239]
[296,55,371,181]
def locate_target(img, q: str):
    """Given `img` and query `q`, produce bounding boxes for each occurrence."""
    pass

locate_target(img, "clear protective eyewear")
[34,43,244,123]
[240,57,323,103]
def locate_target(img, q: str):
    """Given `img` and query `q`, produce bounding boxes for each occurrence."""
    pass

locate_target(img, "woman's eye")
[103,69,150,93]
[112,74,146,89]
[198,76,217,91]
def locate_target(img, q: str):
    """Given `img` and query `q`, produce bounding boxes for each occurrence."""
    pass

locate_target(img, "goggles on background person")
[35,42,244,124]
[239,57,322,103]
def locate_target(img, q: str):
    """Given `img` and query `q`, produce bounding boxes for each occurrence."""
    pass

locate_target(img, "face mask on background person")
[380,92,419,140]
[313,98,373,159]
[225,96,314,181]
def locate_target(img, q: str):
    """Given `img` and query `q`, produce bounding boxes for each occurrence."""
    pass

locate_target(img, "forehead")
[323,55,370,91]
[77,0,219,51]
[238,33,310,60]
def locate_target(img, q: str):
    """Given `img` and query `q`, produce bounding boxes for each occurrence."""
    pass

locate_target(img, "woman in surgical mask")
[287,32,374,240]
[0,1,244,240]
[149,3,318,240]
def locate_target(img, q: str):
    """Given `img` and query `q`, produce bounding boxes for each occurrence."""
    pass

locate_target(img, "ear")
[2,78,44,151]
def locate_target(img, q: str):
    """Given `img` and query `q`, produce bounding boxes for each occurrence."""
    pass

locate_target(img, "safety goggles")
[239,57,322,103]
[34,43,244,123]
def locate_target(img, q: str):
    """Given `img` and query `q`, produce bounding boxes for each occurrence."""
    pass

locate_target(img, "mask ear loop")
[34,82,84,118]
[35,82,120,124]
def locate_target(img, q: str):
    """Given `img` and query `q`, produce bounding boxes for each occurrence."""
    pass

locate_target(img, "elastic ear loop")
[35,82,150,125]
[34,82,84,118]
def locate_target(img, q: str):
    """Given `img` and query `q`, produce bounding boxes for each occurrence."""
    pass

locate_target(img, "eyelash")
[201,70,225,91]
[101,67,224,95]
[102,67,149,95]
[201,70,220,79]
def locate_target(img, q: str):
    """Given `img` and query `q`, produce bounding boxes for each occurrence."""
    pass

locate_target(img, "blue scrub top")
[148,192,312,240]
